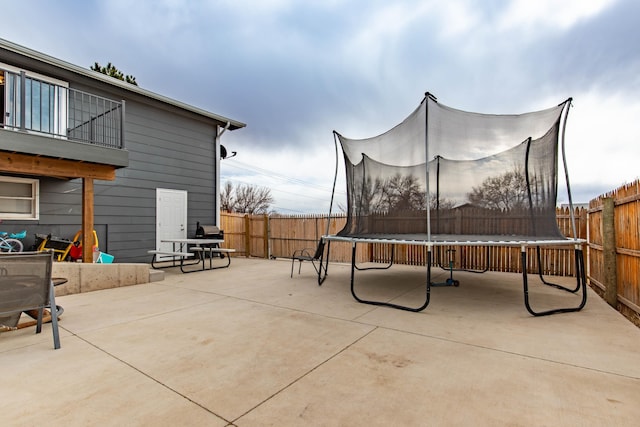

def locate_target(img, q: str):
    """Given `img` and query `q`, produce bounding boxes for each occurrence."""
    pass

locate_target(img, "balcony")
[0,70,128,168]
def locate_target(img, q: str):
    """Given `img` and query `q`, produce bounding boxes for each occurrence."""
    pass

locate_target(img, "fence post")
[244,214,250,258]
[263,214,269,259]
[602,197,618,308]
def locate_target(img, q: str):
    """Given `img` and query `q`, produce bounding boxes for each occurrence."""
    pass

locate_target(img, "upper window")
[0,176,39,220]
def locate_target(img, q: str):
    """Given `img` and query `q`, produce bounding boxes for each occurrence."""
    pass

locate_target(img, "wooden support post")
[82,178,95,263]
[244,214,250,258]
[602,197,618,308]
[263,214,269,259]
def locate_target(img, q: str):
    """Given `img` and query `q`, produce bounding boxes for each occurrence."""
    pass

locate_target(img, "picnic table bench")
[189,247,235,271]
[149,238,234,273]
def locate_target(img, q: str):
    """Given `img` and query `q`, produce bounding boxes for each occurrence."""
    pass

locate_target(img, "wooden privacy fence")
[220,208,588,275]
[367,206,566,236]
[365,206,586,276]
[219,212,269,258]
[588,180,640,321]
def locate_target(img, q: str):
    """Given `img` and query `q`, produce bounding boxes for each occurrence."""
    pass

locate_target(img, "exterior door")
[156,188,188,260]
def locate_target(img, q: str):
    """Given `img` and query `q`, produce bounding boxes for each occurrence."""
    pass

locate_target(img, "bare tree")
[221,182,274,214]
[220,181,235,212]
[352,173,455,213]
[368,174,426,212]
[467,167,534,210]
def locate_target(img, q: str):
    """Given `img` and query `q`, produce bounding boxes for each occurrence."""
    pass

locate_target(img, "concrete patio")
[1,257,640,426]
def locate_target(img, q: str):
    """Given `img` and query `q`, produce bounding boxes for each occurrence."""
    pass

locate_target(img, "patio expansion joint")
[56,298,232,335]
[374,325,640,381]
[157,282,249,301]
[69,332,233,424]
[231,326,380,424]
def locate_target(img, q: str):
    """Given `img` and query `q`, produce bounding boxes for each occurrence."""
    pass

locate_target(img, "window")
[1,62,68,136]
[0,176,39,219]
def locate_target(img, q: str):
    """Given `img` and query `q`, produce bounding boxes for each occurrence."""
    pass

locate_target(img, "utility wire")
[222,159,346,196]
[220,174,335,203]
[221,158,347,213]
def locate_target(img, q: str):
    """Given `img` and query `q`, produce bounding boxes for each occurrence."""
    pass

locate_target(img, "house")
[0,38,245,263]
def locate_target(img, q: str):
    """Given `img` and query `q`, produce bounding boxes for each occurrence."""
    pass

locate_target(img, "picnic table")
[149,238,235,273]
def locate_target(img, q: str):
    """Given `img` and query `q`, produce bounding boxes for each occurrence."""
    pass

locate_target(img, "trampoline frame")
[318,235,587,315]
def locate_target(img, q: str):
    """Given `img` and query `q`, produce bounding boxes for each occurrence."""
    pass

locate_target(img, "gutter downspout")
[215,122,231,226]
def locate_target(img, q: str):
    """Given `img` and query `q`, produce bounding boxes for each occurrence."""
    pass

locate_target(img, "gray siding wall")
[7,93,221,263]
[98,101,219,263]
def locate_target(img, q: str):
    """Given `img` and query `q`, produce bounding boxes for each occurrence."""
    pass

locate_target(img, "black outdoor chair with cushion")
[0,251,60,349]
[290,241,325,278]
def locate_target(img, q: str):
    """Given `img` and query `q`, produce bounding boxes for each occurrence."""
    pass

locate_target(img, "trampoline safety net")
[333,93,573,242]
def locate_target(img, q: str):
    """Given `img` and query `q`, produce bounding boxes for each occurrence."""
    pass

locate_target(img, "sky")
[2,0,639,213]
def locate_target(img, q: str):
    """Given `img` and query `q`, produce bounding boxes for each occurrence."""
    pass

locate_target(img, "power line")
[222,159,346,196]
[221,174,336,204]
[221,158,347,213]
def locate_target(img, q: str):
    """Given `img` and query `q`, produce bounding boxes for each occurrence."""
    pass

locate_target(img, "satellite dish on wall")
[220,144,237,159]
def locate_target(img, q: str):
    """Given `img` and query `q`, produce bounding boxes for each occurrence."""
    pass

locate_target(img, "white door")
[156,188,188,261]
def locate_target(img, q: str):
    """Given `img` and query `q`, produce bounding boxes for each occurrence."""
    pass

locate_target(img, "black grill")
[194,222,224,258]
[195,222,224,240]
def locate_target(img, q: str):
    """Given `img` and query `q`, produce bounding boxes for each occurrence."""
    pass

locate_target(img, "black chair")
[290,241,325,278]
[0,251,60,349]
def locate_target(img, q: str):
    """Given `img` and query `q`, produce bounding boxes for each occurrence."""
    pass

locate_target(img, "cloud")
[2,0,638,212]
[497,0,617,32]
[565,90,640,189]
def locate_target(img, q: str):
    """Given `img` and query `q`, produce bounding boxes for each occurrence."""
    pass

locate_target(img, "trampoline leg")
[535,246,581,292]
[522,246,587,316]
[355,245,394,271]
[318,240,330,285]
[350,242,430,312]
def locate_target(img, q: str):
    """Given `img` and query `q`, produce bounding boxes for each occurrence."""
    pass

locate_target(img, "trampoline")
[318,93,587,315]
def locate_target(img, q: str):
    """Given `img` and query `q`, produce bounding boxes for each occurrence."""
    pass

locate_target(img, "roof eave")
[0,38,246,130]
